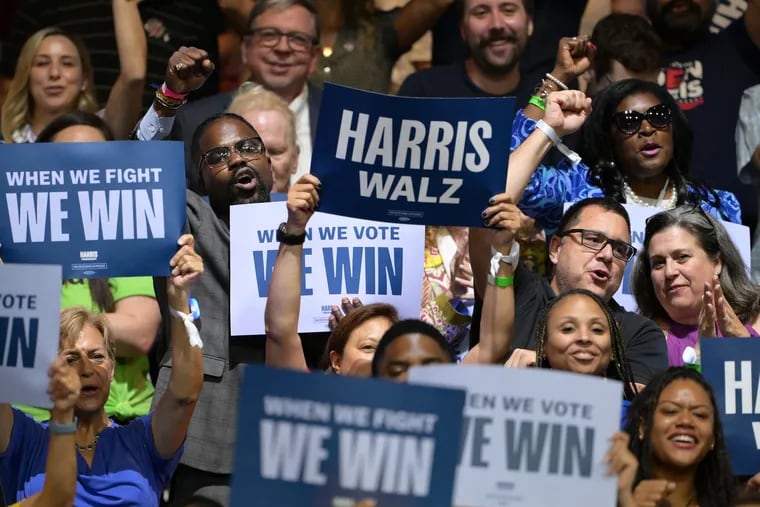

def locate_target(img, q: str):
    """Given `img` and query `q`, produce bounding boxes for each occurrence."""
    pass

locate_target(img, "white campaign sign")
[615,203,751,312]
[408,365,622,507]
[230,202,425,335]
[0,264,61,408]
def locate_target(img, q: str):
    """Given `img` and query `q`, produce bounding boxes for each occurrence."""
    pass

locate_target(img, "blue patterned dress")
[510,109,743,235]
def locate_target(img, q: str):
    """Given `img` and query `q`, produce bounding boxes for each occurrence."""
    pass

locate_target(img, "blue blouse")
[510,110,743,235]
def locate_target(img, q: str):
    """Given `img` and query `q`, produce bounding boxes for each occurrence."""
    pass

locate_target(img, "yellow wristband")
[494,276,514,288]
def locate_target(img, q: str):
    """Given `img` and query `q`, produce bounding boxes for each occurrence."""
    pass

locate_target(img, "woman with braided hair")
[476,194,638,403]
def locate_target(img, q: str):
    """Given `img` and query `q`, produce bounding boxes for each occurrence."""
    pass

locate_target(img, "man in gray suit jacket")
[153,111,276,506]
[142,0,323,192]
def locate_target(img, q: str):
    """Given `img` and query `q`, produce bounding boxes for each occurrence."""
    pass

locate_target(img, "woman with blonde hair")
[1,0,146,142]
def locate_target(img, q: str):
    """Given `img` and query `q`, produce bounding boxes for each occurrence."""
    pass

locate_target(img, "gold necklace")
[75,434,99,452]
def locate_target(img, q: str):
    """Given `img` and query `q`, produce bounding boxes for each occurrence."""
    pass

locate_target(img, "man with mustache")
[150,113,274,505]
[398,0,534,104]
[650,0,760,240]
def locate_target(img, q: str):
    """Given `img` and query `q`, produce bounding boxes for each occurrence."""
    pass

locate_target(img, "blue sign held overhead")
[0,141,186,278]
[230,365,465,507]
[310,84,514,226]
[701,338,760,475]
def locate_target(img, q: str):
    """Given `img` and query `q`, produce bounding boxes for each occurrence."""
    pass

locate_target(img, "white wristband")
[169,307,203,349]
[490,241,520,277]
[535,120,582,164]
[545,73,569,90]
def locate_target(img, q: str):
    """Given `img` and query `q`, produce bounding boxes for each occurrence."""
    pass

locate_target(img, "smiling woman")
[623,367,735,507]
[632,205,760,366]
[1,0,146,142]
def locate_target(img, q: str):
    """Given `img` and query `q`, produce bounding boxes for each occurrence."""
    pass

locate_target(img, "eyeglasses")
[558,228,637,261]
[199,137,264,168]
[246,27,317,52]
[645,203,717,229]
[612,103,672,135]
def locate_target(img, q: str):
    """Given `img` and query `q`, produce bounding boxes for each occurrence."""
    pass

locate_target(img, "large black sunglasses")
[558,228,637,261]
[612,103,672,135]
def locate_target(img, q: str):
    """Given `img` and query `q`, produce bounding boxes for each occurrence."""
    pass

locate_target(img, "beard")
[647,0,715,47]
[468,29,525,77]
[229,164,271,205]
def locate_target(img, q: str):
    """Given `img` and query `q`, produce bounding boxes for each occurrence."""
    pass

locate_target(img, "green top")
[17,277,156,422]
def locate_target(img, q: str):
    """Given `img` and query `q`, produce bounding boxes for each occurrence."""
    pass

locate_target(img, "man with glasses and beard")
[150,113,274,505]
[498,197,668,391]
[650,0,760,241]
[398,0,535,104]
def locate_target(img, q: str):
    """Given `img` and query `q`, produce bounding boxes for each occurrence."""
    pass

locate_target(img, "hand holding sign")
[482,194,520,251]
[505,348,537,368]
[47,355,81,414]
[328,297,363,330]
[287,175,321,235]
[168,234,204,303]
[165,46,215,96]
[545,90,592,138]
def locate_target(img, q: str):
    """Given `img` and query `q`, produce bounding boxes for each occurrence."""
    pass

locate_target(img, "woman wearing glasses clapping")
[631,205,760,366]
[503,79,741,237]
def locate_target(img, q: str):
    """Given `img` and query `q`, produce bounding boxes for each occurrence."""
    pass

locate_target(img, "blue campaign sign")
[0,141,186,278]
[310,83,514,226]
[701,338,760,475]
[230,365,465,507]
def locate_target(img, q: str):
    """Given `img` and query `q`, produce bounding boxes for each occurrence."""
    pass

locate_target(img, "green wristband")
[528,95,546,111]
[494,276,514,288]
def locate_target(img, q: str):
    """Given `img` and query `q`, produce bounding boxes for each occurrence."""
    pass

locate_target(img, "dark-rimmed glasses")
[558,228,637,261]
[199,137,264,168]
[246,27,317,52]
[612,103,672,135]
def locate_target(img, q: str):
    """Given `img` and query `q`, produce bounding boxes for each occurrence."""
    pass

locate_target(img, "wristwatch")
[50,416,78,435]
[276,222,306,245]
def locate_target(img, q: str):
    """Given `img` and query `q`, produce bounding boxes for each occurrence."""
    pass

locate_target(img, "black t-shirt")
[0,0,225,109]
[494,263,668,385]
[661,18,760,236]
[397,60,534,107]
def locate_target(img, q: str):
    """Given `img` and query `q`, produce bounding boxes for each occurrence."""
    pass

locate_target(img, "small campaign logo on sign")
[79,251,98,261]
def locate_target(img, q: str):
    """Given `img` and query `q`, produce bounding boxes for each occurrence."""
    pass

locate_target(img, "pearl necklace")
[623,177,677,209]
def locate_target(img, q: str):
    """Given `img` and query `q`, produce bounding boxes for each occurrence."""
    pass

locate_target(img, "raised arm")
[393,0,455,50]
[524,36,594,121]
[103,0,147,140]
[151,234,204,458]
[28,356,81,507]
[132,47,214,141]
[463,195,520,365]
[264,174,320,371]
[505,90,592,203]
